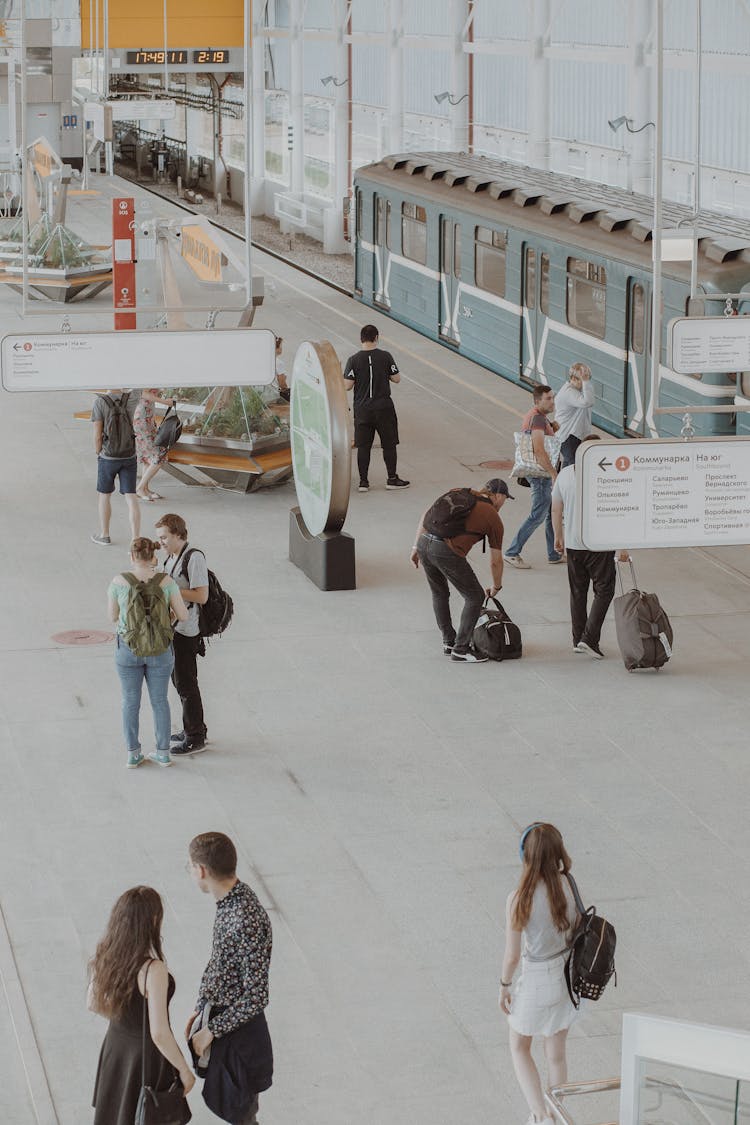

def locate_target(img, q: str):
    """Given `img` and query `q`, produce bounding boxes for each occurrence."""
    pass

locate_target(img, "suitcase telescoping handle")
[616,557,639,595]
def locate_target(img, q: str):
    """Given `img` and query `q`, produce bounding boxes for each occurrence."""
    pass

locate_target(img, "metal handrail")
[545,1076,620,1125]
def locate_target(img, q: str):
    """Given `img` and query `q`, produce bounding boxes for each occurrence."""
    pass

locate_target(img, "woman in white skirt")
[499,822,581,1125]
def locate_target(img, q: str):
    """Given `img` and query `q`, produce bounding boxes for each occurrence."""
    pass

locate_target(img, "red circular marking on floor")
[479,459,514,470]
[51,630,113,646]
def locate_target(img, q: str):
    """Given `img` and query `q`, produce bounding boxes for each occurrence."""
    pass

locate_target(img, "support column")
[289,0,305,197]
[327,0,349,252]
[628,0,653,194]
[250,0,265,212]
[527,0,550,169]
[448,0,469,152]
[386,0,403,153]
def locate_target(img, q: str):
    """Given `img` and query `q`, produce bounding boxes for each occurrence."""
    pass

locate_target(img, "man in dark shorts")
[504,384,563,568]
[91,389,140,545]
[410,478,512,663]
[343,324,410,492]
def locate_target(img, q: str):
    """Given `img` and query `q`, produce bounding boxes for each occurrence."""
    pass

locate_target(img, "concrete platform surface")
[0,177,749,1125]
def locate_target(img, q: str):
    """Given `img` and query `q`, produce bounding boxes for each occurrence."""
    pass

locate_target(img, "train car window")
[566,257,606,339]
[740,372,750,398]
[355,190,362,238]
[454,225,461,279]
[540,253,550,316]
[375,197,391,248]
[475,226,506,296]
[386,200,392,250]
[524,247,536,308]
[631,283,645,354]
[402,202,427,265]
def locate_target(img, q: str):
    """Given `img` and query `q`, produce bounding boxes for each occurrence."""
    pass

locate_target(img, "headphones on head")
[519,822,543,860]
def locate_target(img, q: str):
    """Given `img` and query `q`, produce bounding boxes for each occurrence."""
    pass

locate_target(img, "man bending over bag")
[410,479,512,663]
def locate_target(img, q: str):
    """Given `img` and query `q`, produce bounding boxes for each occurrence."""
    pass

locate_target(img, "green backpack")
[121,574,174,657]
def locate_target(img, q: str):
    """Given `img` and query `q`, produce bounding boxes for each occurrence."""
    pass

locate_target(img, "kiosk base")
[289,508,356,591]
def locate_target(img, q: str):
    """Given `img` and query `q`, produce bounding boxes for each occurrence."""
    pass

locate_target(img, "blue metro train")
[353,152,750,439]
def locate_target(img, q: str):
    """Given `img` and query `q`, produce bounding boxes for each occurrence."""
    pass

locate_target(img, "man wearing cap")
[410,479,513,663]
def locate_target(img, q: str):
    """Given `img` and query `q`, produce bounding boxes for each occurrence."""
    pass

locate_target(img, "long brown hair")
[89,887,164,1020]
[512,823,572,932]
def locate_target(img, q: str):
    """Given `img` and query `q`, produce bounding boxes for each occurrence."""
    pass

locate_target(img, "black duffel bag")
[472,596,522,661]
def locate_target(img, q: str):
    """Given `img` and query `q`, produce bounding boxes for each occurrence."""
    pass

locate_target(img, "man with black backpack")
[156,513,211,755]
[91,389,140,546]
[410,478,512,662]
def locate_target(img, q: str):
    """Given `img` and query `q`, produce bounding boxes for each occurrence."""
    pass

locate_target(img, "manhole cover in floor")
[479,459,514,470]
[52,630,113,646]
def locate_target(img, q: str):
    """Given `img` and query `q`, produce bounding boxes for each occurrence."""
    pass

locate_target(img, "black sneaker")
[451,648,489,663]
[170,730,186,744]
[358,480,369,492]
[171,737,209,756]
[575,640,604,660]
[386,476,410,489]
[443,642,455,656]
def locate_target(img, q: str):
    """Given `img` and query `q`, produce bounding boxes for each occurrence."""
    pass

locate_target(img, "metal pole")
[243,0,252,304]
[163,0,168,98]
[103,0,109,96]
[20,0,27,318]
[690,0,702,299]
[650,0,664,436]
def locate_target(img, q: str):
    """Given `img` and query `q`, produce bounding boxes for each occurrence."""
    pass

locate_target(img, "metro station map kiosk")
[289,341,355,590]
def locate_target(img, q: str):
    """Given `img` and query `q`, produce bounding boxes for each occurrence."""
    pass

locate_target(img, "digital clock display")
[126,50,188,65]
[193,49,229,64]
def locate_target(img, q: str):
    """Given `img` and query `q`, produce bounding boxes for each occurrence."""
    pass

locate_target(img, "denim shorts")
[97,455,137,494]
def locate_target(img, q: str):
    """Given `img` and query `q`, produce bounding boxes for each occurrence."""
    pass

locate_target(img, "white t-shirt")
[551,464,585,551]
[164,545,209,637]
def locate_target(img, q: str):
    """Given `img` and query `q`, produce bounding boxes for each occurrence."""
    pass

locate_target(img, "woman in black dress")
[89,886,195,1125]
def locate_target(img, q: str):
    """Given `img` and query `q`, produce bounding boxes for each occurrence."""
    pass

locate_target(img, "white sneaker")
[504,554,531,569]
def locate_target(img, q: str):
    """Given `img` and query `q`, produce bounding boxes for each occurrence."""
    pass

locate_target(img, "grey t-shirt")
[91,392,138,459]
[164,546,209,637]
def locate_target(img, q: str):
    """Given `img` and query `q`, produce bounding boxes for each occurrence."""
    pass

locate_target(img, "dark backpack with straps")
[472,597,522,661]
[424,488,490,540]
[564,873,617,1008]
[154,403,183,450]
[100,392,135,458]
[180,548,234,640]
[121,574,173,657]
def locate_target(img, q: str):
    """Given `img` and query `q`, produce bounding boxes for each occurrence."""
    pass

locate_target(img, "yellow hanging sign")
[180,224,225,283]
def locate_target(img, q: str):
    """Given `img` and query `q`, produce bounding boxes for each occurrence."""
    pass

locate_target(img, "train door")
[373,194,390,308]
[439,216,461,344]
[519,243,549,383]
[625,278,650,435]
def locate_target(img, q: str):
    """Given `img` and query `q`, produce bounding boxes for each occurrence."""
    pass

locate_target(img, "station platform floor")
[1,177,750,1125]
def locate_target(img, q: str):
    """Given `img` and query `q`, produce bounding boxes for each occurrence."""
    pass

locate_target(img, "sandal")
[147,492,164,500]
[136,491,155,502]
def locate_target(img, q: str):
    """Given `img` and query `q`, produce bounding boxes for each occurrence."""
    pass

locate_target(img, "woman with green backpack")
[108,537,188,768]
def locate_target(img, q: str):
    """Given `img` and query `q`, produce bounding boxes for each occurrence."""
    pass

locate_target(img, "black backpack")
[424,488,490,539]
[101,392,135,458]
[154,403,183,450]
[472,597,522,661]
[180,549,234,640]
[564,873,617,1008]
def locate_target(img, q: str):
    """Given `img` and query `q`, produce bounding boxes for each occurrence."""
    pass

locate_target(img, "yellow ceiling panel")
[83,0,244,50]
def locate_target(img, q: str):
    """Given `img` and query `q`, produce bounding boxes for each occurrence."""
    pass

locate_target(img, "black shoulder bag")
[563,873,617,1009]
[134,961,192,1125]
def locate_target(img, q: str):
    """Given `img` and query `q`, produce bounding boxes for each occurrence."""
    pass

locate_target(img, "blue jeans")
[506,476,557,560]
[115,636,174,753]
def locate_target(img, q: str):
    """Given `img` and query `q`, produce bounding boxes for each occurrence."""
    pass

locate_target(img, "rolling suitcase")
[613,559,673,671]
[472,596,522,661]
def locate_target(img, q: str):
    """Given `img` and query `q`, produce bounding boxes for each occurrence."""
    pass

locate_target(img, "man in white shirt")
[554,362,595,468]
[551,435,628,658]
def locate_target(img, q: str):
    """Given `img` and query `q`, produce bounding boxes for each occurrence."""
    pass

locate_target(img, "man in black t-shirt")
[343,324,410,492]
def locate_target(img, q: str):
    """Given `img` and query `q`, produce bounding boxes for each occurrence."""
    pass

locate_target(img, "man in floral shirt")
[187,832,273,1124]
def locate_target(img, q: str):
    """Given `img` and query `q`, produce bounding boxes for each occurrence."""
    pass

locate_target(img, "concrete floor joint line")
[0,902,60,1125]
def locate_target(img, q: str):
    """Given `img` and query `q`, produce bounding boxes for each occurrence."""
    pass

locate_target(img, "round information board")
[290,340,351,537]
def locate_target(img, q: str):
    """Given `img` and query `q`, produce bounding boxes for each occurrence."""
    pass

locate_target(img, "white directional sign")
[668,316,750,375]
[576,437,750,549]
[1,330,275,392]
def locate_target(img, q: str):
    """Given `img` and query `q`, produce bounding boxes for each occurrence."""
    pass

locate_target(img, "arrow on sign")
[598,457,613,471]
[13,343,23,350]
